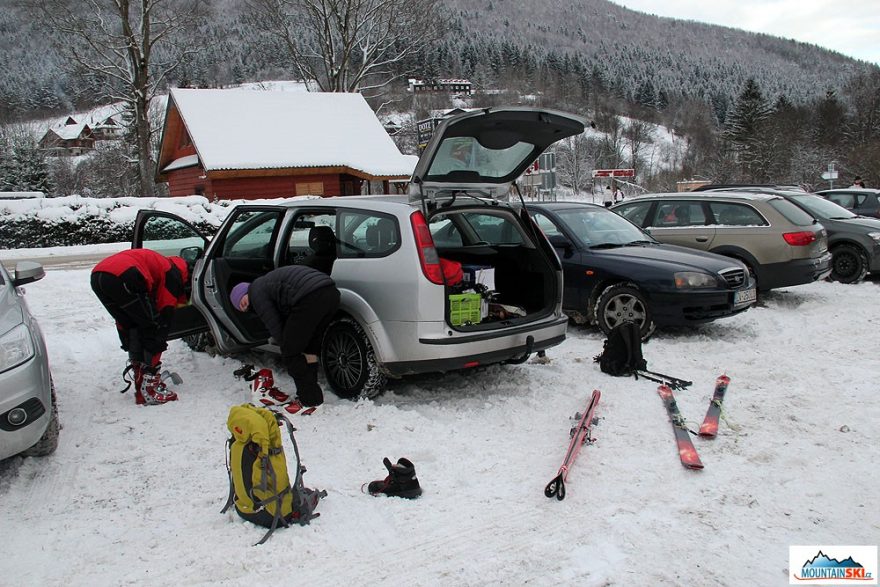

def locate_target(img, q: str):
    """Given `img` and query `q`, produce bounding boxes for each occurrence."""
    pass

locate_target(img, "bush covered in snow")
[0,195,228,248]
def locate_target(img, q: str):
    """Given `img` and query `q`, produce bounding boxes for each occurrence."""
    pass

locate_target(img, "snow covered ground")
[0,245,878,586]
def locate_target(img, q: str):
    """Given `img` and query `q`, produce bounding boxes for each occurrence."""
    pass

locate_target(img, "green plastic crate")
[449,293,482,326]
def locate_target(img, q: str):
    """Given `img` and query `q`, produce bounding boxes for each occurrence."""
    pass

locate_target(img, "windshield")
[426,136,534,180]
[791,194,857,219]
[554,207,654,247]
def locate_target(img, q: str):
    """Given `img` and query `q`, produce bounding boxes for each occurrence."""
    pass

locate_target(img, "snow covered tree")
[246,0,445,97]
[723,78,774,181]
[556,132,598,195]
[0,125,53,193]
[38,0,203,197]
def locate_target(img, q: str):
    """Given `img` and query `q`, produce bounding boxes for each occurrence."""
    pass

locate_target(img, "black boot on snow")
[367,457,422,499]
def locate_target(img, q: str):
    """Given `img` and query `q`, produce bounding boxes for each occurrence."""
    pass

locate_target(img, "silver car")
[0,260,58,461]
[130,107,586,398]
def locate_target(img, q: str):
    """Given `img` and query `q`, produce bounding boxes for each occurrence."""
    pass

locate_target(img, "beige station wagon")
[612,191,832,291]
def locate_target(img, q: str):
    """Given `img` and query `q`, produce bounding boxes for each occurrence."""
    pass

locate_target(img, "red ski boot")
[134,364,179,405]
[250,368,292,407]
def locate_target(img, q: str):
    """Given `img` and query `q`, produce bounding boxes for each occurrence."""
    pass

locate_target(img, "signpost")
[821,161,838,188]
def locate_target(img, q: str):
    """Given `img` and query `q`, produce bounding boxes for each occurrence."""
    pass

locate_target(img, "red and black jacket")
[92,249,188,312]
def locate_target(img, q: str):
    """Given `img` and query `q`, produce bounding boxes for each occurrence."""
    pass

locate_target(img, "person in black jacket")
[230,265,340,408]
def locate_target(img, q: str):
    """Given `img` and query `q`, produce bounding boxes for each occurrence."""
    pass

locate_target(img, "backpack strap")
[276,413,327,525]
[220,437,235,514]
[253,459,291,546]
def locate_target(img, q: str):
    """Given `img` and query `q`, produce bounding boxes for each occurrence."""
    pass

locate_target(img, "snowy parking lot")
[0,251,878,586]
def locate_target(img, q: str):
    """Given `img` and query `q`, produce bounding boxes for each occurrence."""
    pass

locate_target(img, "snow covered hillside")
[0,249,877,585]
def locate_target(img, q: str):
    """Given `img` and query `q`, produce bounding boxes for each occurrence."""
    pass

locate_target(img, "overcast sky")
[611,1,880,65]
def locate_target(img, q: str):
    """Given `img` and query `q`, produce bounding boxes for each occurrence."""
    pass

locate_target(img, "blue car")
[527,202,757,338]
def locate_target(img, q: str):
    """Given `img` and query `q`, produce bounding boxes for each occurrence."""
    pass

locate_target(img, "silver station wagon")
[132,108,586,398]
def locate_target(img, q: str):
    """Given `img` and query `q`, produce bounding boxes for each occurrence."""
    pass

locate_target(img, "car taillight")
[783,231,816,246]
[410,211,444,284]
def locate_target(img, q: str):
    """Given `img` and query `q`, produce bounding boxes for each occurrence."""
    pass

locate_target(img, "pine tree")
[723,78,774,180]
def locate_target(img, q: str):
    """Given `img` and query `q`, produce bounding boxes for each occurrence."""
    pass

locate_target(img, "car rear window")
[767,198,816,226]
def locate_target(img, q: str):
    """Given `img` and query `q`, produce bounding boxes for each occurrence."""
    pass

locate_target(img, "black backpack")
[594,321,692,389]
[595,321,646,376]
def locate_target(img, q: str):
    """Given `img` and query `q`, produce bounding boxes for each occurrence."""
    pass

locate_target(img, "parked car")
[736,190,880,283]
[527,202,757,338]
[130,107,586,398]
[815,188,880,219]
[611,191,832,291]
[691,187,880,283]
[0,260,58,461]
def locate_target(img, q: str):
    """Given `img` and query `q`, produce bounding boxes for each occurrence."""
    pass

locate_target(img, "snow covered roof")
[50,120,91,140]
[163,154,199,172]
[167,88,414,178]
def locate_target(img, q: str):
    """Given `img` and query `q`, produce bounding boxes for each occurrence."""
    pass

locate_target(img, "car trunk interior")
[434,219,558,330]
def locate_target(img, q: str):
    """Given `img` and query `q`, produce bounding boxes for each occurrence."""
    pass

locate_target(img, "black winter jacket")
[249,265,336,341]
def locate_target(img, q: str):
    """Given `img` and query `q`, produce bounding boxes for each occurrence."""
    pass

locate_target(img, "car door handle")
[695,236,709,242]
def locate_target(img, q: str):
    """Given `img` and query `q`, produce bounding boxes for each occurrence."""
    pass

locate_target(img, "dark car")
[767,192,880,283]
[527,202,757,338]
[815,188,880,219]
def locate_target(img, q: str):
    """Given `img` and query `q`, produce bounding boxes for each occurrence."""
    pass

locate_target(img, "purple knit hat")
[230,282,251,310]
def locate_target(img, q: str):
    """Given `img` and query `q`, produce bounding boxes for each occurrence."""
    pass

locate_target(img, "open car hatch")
[409,107,586,204]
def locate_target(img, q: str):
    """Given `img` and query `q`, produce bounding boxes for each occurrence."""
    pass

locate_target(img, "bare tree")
[556,132,599,196]
[247,0,444,97]
[37,0,202,197]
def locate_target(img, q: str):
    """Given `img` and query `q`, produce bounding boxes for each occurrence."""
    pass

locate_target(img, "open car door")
[132,210,210,340]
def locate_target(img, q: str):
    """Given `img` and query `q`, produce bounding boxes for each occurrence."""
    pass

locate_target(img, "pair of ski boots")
[124,362,181,406]
[236,365,314,416]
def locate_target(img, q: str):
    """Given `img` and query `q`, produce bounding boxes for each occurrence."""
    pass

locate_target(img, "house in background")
[155,88,416,199]
[407,78,473,96]
[38,117,95,156]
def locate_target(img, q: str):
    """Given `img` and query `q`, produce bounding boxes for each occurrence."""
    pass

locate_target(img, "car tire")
[321,317,387,400]
[594,283,656,339]
[21,381,59,457]
[830,244,868,284]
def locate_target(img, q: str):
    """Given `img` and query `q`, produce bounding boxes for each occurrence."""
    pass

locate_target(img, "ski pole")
[544,390,601,501]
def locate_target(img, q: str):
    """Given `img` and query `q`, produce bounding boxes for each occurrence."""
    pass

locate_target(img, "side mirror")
[548,234,575,258]
[13,261,45,287]
[179,246,203,265]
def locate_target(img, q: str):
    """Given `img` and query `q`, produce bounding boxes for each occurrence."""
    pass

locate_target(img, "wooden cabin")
[155,88,416,200]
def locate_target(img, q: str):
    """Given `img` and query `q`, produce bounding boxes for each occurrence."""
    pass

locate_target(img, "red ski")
[545,390,601,500]
[698,375,731,438]
[657,384,704,470]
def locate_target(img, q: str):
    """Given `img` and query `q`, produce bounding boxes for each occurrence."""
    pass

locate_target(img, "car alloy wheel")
[321,317,387,399]
[595,283,655,339]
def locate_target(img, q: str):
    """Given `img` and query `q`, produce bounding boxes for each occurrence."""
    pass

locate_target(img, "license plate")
[734,288,757,306]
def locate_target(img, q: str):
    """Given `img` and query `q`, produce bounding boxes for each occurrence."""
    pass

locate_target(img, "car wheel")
[594,283,656,339]
[182,331,217,354]
[321,317,387,400]
[830,245,868,284]
[21,380,59,457]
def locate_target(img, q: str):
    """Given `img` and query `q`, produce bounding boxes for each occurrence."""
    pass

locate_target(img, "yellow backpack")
[221,404,326,545]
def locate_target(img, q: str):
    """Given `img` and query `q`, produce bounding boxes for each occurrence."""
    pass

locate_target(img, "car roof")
[618,191,780,202]
[817,188,880,195]
[525,200,605,211]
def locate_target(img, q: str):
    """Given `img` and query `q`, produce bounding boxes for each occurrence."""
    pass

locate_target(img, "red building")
[155,89,415,200]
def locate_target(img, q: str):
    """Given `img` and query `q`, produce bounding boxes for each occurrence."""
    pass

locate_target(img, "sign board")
[821,171,838,180]
[592,168,635,178]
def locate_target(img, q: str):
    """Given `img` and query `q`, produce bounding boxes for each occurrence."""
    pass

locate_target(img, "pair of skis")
[545,390,601,501]
[657,374,730,470]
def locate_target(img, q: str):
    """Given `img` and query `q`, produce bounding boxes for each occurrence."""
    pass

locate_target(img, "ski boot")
[367,457,422,499]
[134,363,179,405]
[250,368,292,407]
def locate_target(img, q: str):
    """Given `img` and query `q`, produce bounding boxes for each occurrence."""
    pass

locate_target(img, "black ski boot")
[367,457,422,499]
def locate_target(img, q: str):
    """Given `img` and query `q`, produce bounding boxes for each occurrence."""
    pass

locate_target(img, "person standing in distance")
[230,265,340,410]
[90,249,189,405]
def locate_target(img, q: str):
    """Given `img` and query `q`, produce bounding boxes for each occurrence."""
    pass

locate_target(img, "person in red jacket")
[90,249,189,405]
